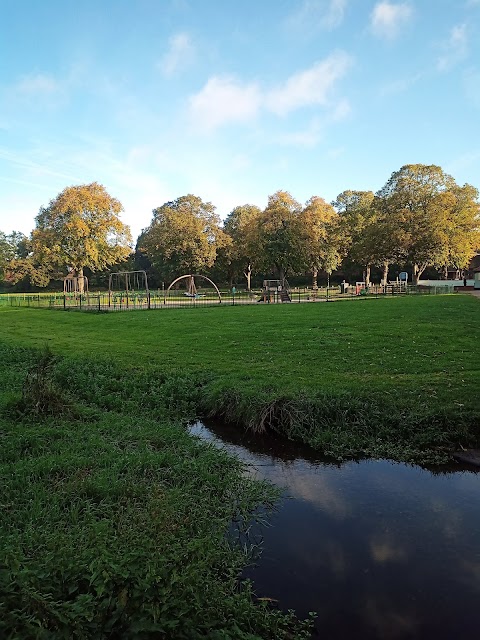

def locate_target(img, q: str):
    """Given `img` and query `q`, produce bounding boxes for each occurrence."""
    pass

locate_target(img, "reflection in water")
[188,421,480,639]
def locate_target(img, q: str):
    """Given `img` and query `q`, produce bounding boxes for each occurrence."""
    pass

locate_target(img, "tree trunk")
[382,262,389,285]
[312,266,318,290]
[413,263,427,285]
[243,263,252,291]
[77,267,85,294]
[365,264,371,286]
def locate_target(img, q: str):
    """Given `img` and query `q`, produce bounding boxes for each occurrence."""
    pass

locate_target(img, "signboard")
[399,272,408,281]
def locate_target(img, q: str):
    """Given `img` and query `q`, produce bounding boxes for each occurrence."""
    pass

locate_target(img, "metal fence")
[0,284,454,312]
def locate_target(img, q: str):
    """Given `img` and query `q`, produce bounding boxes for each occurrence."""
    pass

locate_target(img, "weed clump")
[11,346,72,419]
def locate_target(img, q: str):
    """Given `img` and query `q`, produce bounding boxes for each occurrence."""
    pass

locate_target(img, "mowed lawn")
[0,294,478,408]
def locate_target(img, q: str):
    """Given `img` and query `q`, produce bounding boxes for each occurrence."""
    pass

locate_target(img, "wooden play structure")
[64,273,88,296]
[261,279,291,303]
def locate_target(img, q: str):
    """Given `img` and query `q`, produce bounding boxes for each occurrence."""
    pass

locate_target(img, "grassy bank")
[0,344,313,639]
[0,295,479,463]
[1,295,478,636]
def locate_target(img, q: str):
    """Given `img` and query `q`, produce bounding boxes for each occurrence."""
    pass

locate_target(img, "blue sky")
[1,0,479,241]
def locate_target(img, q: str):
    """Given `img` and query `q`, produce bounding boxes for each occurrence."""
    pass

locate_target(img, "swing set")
[108,270,149,307]
[165,274,222,303]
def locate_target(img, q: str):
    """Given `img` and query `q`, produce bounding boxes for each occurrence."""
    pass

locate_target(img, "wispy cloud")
[370,2,413,39]
[13,73,59,95]
[266,51,352,115]
[188,51,353,132]
[379,72,423,96]
[437,24,468,72]
[158,32,195,76]
[276,99,351,148]
[286,0,348,33]
[277,117,324,147]
[188,76,262,131]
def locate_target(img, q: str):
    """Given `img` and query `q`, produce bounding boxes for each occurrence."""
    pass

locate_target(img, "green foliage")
[140,194,227,282]
[29,182,132,286]
[0,345,312,639]
[375,164,480,283]
[0,231,29,285]
[253,190,305,280]
[300,196,342,286]
[223,204,262,288]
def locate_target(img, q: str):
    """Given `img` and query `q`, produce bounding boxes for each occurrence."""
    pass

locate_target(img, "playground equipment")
[474,267,480,290]
[355,281,366,295]
[165,274,222,303]
[64,273,88,296]
[108,270,149,307]
[261,279,291,303]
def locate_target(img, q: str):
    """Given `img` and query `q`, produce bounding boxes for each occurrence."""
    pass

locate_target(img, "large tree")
[222,204,262,290]
[444,183,480,276]
[139,194,227,283]
[0,232,13,280]
[376,164,480,284]
[254,190,305,283]
[30,182,131,288]
[300,196,341,288]
[332,190,390,285]
[0,231,32,286]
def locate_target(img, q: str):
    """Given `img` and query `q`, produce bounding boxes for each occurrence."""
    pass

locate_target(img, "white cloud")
[323,0,348,28]
[276,97,350,147]
[379,72,423,95]
[188,76,262,131]
[14,73,59,95]
[277,118,324,147]
[330,97,351,121]
[370,2,413,39]
[158,32,195,76]
[286,0,348,32]
[188,52,352,135]
[266,51,352,115]
[437,24,468,72]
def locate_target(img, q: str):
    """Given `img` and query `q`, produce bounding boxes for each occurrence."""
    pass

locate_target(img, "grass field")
[0,294,479,461]
[1,294,478,637]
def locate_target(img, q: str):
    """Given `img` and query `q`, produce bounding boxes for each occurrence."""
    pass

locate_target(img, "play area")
[260,280,291,303]
[54,271,225,310]
[1,269,453,313]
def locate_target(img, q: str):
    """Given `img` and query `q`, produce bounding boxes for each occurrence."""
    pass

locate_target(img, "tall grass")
[0,344,314,639]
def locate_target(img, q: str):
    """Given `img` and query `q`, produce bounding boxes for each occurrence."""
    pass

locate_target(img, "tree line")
[1,164,479,291]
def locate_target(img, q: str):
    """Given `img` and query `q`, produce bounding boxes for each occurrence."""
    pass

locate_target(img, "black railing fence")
[0,284,455,312]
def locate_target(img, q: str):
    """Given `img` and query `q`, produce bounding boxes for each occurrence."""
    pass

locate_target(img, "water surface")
[189,421,480,639]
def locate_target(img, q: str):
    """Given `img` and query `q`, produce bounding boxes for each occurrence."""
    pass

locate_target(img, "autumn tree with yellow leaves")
[30,183,132,288]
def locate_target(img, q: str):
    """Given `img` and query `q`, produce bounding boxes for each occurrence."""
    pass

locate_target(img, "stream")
[188,421,480,639]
